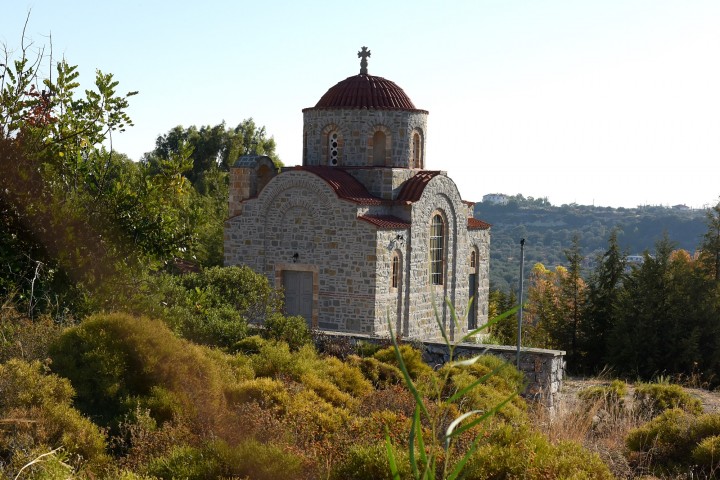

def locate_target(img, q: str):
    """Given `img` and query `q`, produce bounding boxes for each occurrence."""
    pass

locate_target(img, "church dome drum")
[302,47,428,169]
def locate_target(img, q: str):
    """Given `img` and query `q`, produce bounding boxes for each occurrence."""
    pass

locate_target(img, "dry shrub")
[532,381,648,479]
[0,305,65,363]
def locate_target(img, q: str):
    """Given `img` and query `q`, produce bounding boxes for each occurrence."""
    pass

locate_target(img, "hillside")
[474,200,710,292]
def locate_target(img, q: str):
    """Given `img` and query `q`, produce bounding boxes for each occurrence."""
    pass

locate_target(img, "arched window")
[328,131,340,166]
[391,252,401,289]
[412,132,422,169]
[373,131,386,166]
[429,214,445,285]
[470,250,477,273]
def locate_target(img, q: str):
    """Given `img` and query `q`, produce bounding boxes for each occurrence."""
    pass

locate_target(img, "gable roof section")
[291,166,385,205]
[396,171,442,203]
[468,218,491,230]
[358,214,411,229]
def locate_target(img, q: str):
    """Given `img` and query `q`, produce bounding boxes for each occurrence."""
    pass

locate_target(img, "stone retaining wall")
[314,331,565,410]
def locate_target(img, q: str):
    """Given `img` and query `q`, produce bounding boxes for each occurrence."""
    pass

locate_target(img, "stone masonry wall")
[314,331,565,410]
[303,109,428,168]
[225,171,380,333]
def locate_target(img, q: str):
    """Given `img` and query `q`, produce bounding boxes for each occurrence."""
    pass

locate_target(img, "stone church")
[224,48,491,341]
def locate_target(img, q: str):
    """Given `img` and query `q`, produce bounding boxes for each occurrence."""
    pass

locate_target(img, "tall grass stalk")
[385,297,521,479]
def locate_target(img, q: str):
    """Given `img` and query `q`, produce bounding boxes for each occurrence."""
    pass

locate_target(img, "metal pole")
[516,238,525,368]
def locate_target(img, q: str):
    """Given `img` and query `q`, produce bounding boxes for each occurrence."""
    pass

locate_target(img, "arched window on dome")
[412,131,423,169]
[373,130,386,166]
[429,213,445,286]
[328,131,340,166]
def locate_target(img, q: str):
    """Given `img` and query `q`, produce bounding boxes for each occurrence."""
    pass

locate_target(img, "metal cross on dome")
[358,46,371,75]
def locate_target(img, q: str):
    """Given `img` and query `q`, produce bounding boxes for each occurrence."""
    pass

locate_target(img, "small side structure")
[225,49,492,342]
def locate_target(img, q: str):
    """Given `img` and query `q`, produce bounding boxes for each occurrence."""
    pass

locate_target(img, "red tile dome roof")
[307,74,427,112]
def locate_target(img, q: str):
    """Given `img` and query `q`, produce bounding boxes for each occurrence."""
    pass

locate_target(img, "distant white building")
[482,193,509,205]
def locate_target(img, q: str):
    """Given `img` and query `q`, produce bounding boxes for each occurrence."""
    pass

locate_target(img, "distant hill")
[474,199,710,292]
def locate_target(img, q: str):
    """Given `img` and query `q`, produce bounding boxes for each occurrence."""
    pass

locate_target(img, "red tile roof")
[292,166,385,205]
[305,74,428,112]
[396,171,442,203]
[468,218,491,230]
[358,214,411,229]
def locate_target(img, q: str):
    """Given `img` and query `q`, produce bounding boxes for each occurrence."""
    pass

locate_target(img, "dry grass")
[531,378,657,479]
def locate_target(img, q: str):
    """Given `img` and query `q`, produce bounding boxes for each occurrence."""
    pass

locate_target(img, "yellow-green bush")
[300,372,356,409]
[626,410,720,476]
[0,359,109,475]
[346,355,403,388]
[321,355,373,397]
[226,377,290,411]
[330,441,411,480]
[373,344,432,380]
[49,313,227,429]
[463,423,613,479]
[634,382,703,416]
[263,313,312,350]
[626,408,698,469]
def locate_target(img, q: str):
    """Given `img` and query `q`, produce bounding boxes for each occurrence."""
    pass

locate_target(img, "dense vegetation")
[476,195,708,292]
[3,26,720,479]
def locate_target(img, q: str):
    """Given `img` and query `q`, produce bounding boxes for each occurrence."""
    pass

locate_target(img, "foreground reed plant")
[385,297,520,480]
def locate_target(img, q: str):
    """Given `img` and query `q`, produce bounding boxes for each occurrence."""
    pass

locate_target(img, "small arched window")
[412,132,422,169]
[328,131,340,166]
[470,250,477,273]
[373,131,386,166]
[391,253,401,289]
[429,214,445,285]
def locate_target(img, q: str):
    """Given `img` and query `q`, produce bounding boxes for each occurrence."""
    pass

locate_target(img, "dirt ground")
[560,376,720,414]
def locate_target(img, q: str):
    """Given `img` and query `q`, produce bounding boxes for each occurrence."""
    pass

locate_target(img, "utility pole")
[516,238,525,368]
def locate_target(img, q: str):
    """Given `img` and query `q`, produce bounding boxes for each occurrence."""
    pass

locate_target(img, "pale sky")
[3,1,719,209]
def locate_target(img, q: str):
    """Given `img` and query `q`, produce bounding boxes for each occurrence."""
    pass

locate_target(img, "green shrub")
[373,344,432,380]
[579,379,628,410]
[49,313,227,428]
[692,434,720,473]
[146,444,222,479]
[133,265,283,348]
[146,439,304,480]
[233,334,267,355]
[331,441,411,480]
[464,424,613,479]
[626,408,696,465]
[264,313,312,350]
[217,438,304,480]
[321,355,374,397]
[0,360,109,474]
[634,382,703,416]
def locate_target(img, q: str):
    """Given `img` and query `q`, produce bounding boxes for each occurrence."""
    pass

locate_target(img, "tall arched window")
[328,131,340,166]
[373,131,386,166]
[391,252,401,289]
[429,214,445,285]
[412,132,422,169]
